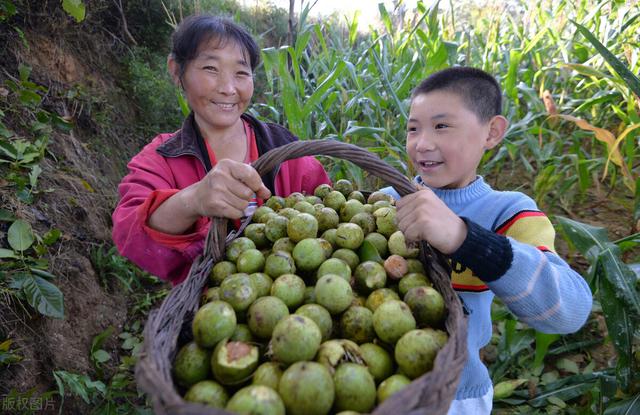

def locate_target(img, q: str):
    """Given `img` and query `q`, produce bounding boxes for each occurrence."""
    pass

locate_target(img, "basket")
[135,140,468,415]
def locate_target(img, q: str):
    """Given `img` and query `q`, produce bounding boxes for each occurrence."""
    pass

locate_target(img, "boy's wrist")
[449,217,513,282]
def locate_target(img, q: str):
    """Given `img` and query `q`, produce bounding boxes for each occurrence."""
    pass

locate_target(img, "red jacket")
[112,113,330,285]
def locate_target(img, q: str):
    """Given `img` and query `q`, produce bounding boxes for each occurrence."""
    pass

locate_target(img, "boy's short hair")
[412,67,502,122]
[170,15,260,76]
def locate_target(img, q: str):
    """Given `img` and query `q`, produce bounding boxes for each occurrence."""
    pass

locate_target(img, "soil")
[0,18,153,412]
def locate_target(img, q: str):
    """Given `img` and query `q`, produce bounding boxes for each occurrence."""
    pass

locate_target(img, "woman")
[112,15,330,285]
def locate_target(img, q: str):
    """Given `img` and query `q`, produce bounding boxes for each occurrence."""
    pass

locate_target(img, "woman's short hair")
[170,15,260,76]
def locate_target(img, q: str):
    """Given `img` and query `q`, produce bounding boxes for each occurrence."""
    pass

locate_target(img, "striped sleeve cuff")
[449,217,513,282]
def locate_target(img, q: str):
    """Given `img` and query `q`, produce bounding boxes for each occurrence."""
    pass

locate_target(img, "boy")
[381,67,592,414]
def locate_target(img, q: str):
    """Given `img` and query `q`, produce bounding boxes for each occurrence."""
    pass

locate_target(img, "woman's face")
[173,38,254,136]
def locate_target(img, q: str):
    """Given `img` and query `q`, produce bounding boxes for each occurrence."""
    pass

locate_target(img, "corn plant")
[257,1,459,188]
[250,1,640,412]
[557,217,640,389]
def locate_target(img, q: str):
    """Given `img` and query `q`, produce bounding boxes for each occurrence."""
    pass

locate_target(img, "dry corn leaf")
[545,114,636,192]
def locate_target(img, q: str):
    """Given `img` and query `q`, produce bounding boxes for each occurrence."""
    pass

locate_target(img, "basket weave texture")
[135,140,468,415]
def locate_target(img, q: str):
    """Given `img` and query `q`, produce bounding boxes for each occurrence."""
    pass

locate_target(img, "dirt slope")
[1,6,155,411]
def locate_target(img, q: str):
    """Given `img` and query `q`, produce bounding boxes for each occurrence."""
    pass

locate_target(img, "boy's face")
[406,90,504,189]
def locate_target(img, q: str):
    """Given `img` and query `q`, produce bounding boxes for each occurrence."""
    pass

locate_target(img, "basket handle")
[203,139,420,258]
[251,139,416,196]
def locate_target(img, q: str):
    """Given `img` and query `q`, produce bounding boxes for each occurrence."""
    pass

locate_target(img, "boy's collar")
[414,175,491,205]
[415,175,482,189]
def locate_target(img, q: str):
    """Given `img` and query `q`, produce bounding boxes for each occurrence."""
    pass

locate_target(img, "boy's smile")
[406,91,505,189]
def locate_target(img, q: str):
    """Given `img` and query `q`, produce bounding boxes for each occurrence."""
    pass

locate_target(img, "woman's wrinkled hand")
[188,159,271,219]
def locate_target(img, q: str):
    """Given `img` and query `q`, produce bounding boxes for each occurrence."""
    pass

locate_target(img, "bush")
[125,46,183,135]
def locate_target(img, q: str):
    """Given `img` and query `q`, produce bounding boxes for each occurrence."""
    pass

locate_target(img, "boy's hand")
[396,188,467,255]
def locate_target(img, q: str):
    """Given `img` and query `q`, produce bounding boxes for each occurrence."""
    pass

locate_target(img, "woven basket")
[135,140,468,415]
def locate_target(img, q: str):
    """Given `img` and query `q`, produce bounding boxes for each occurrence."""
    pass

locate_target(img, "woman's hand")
[396,187,467,255]
[148,159,271,234]
[188,159,271,219]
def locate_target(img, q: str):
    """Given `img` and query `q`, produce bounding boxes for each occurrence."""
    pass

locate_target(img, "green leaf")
[370,51,407,120]
[604,393,640,415]
[348,10,360,46]
[0,140,18,160]
[51,113,73,132]
[558,216,640,316]
[343,124,386,138]
[490,320,535,380]
[541,370,559,384]
[556,358,581,374]
[53,370,105,404]
[564,63,610,79]
[547,395,567,408]
[18,64,31,83]
[91,350,111,364]
[29,164,41,188]
[533,332,560,368]
[9,273,30,289]
[599,263,634,391]
[0,339,12,352]
[0,0,17,22]
[30,268,57,280]
[91,326,114,354]
[378,3,393,34]
[21,275,65,318]
[557,216,612,261]
[16,188,33,204]
[0,208,16,221]
[0,122,16,138]
[18,89,41,106]
[62,0,86,23]
[8,219,35,252]
[528,376,598,407]
[505,49,523,100]
[572,20,640,98]
[121,336,138,350]
[619,13,640,35]
[0,248,17,259]
[598,247,640,317]
[42,228,61,245]
[302,61,347,118]
[358,240,383,264]
[522,26,549,55]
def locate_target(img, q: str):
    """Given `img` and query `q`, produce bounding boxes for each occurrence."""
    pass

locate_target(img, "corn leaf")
[533,332,561,368]
[598,261,634,391]
[302,61,348,118]
[604,394,640,415]
[564,63,610,79]
[528,372,603,407]
[548,114,635,192]
[557,216,640,315]
[572,20,640,98]
[607,123,640,173]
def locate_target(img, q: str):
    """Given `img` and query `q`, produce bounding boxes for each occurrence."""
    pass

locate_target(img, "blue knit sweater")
[382,176,592,401]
